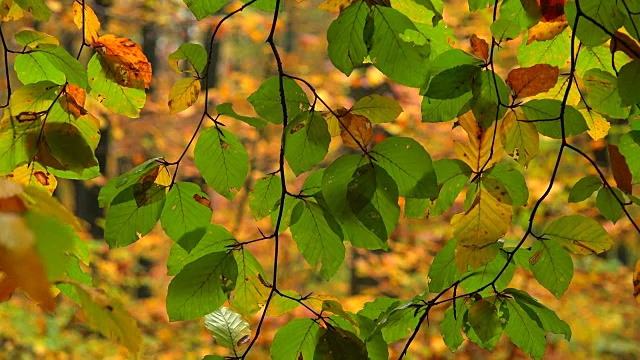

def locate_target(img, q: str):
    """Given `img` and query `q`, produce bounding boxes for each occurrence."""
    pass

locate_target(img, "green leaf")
[468,299,503,344]
[290,201,345,279]
[421,93,472,123]
[315,328,368,360]
[530,240,573,298]
[459,250,515,292]
[88,54,146,118]
[543,215,613,255]
[14,29,58,47]
[468,0,490,11]
[160,182,212,252]
[70,283,142,354]
[266,290,301,317]
[183,0,227,20]
[618,59,640,107]
[583,69,629,118]
[504,288,572,340]
[0,118,38,176]
[518,30,569,68]
[502,296,547,360]
[471,70,509,128]
[166,251,237,321]
[249,174,282,219]
[104,183,166,248]
[369,5,431,88]
[98,158,162,207]
[485,163,528,207]
[14,52,66,85]
[565,0,624,47]
[166,225,236,276]
[248,76,309,125]
[284,112,331,176]
[347,164,400,243]
[27,212,74,281]
[231,249,268,317]
[425,159,471,217]
[619,130,640,182]
[204,306,251,350]
[194,127,248,200]
[168,43,207,74]
[322,155,388,250]
[41,122,98,175]
[327,1,368,75]
[33,44,88,89]
[576,45,628,77]
[440,300,465,351]
[490,0,540,41]
[428,238,462,292]
[426,65,480,100]
[596,187,625,223]
[520,100,588,138]
[216,102,267,128]
[270,318,321,360]
[568,175,602,203]
[371,137,437,199]
[351,94,403,123]
[243,0,278,12]
[14,0,51,20]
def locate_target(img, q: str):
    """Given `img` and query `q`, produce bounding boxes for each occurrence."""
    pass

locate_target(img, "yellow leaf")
[72,2,101,46]
[527,18,568,44]
[322,111,342,137]
[455,243,500,270]
[317,0,358,12]
[0,0,24,21]
[337,108,373,149]
[70,282,143,355]
[454,112,504,172]
[451,189,512,269]
[579,109,610,141]
[168,78,201,114]
[7,163,57,195]
[499,110,539,167]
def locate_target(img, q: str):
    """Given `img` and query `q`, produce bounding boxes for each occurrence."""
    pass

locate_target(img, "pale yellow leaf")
[579,109,610,141]
[72,2,101,46]
[168,78,201,114]
[454,112,503,172]
[7,163,57,195]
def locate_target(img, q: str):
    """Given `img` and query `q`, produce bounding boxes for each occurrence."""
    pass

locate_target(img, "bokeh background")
[0,0,639,358]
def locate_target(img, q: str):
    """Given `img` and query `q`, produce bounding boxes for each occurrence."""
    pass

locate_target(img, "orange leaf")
[72,2,101,46]
[470,34,489,62]
[506,64,559,99]
[93,34,152,89]
[538,0,567,22]
[337,108,373,149]
[608,144,633,194]
[60,84,87,118]
[0,214,55,312]
[610,31,640,60]
[527,17,568,44]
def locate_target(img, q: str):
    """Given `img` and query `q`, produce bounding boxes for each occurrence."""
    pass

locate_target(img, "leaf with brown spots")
[454,111,504,172]
[337,108,373,150]
[527,17,568,44]
[7,163,57,195]
[93,34,152,89]
[506,64,559,99]
[60,83,87,118]
[610,31,640,60]
[470,34,489,62]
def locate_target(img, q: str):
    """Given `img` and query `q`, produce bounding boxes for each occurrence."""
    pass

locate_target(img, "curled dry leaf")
[72,2,101,46]
[470,34,489,62]
[336,108,373,149]
[506,64,559,99]
[610,31,640,60]
[527,17,568,44]
[93,34,152,89]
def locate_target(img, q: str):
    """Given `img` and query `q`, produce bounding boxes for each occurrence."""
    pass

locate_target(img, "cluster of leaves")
[1,0,640,359]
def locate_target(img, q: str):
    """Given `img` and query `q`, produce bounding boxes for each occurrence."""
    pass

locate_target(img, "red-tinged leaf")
[506,64,559,99]
[610,31,640,60]
[538,0,567,22]
[527,17,568,44]
[93,34,152,89]
[608,144,633,194]
[470,34,489,62]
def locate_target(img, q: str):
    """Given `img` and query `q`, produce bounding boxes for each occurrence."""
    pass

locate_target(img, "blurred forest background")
[0,0,639,359]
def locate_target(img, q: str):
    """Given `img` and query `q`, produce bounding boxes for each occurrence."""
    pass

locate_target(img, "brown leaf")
[527,17,568,44]
[60,84,87,118]
[608,144,633,194]
[93,34,152,89]
[538,0,567,22]
[337,108,373,149]
[193,194,211,207]
[506,64,559,99]
[610,31,640,60]
[470,34,489,62]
